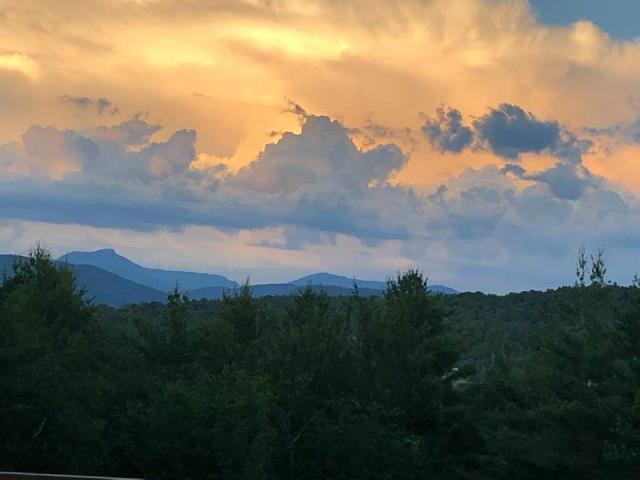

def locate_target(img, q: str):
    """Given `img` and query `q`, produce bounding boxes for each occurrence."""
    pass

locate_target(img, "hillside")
[5,255,639,479]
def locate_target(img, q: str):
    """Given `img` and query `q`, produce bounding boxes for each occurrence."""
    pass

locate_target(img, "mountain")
[292,272,386,290]
[291,272,457,294]
[0,254,16,275]
[0,254,166,307]
[1,250,456,306]
[188,283,384,300]
[58,248,238,292]
[70,264,166,306]
[428,284,458,294]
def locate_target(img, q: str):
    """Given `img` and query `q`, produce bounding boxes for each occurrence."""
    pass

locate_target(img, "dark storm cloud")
[473,103,565,159]
[422,104,590,164]
[421,107,473,153]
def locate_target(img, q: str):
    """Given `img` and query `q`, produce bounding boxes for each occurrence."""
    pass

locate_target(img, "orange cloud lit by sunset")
[1,0,639,183]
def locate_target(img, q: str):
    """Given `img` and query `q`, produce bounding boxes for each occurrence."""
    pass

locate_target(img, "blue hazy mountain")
[291,272,457,294]
[292,272,386,290]
[188,283,384,300]
[0,254,166,307]
[66,264,166,305]
[58,248,238,292]
[1,250,457,306]
[0,254,16,274]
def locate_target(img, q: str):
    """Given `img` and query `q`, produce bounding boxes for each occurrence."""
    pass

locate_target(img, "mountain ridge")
[59,249,457,295]
[0,254,166,306]
[0,249,459,306]
[59,248,238,291]
[291,271,457,294]
[188,283,385,300]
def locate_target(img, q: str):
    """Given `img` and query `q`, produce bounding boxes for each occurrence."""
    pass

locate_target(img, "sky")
[530,0,640,40]
[1,0,640,293]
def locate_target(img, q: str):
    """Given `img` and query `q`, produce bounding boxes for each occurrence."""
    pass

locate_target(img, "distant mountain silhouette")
[66,264,166,305]
[426,284,457,294]
[1,250,457,307]
[58,248,238,292]
[0,254,16,274]
[0,254,166,307]
[291,272,457,294]
[188,283,384,300]
[292,272,386,290]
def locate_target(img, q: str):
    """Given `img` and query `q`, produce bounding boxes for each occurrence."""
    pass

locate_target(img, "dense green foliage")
[2,247,640,479]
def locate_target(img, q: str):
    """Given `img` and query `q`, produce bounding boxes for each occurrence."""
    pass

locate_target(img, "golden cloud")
[1,0,640,187]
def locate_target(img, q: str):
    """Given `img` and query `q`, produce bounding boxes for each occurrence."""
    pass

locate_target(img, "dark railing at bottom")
[0,473,142,480]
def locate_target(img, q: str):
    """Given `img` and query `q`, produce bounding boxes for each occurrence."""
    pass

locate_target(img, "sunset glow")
[2,0,640,291]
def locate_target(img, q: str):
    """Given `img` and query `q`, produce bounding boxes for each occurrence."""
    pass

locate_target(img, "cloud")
[0,115,415,239]
[3,0,640,291]
[499,161,595,201]
[420,104,591,167]
[418,164,640,290]
[61,95,93,108]
[230,115,407,193]
[0,53,40,80]
[60,95,120,115]
[96,98,120,115]
[472,103,589,163]
[500,163,527,176]
[284,99,308,118]
[0,113,631,245]
[91,118,162,146]
[2,0,640,186]
[82,126,197,180]
[421,107,473,153]
[1,109,640,292]
[0,117,197,181]
[526,163,596,200]
[584,118,640,148]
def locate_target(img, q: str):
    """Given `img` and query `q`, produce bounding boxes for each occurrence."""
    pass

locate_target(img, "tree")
[167,285,189,335]
[576,246,587,287]
[0,245,106,474]
[590,248,607,286]
[218,280,262,345]
[366,270,481,477]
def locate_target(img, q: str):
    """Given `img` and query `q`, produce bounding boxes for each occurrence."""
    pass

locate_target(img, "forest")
[2,247,640,479]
